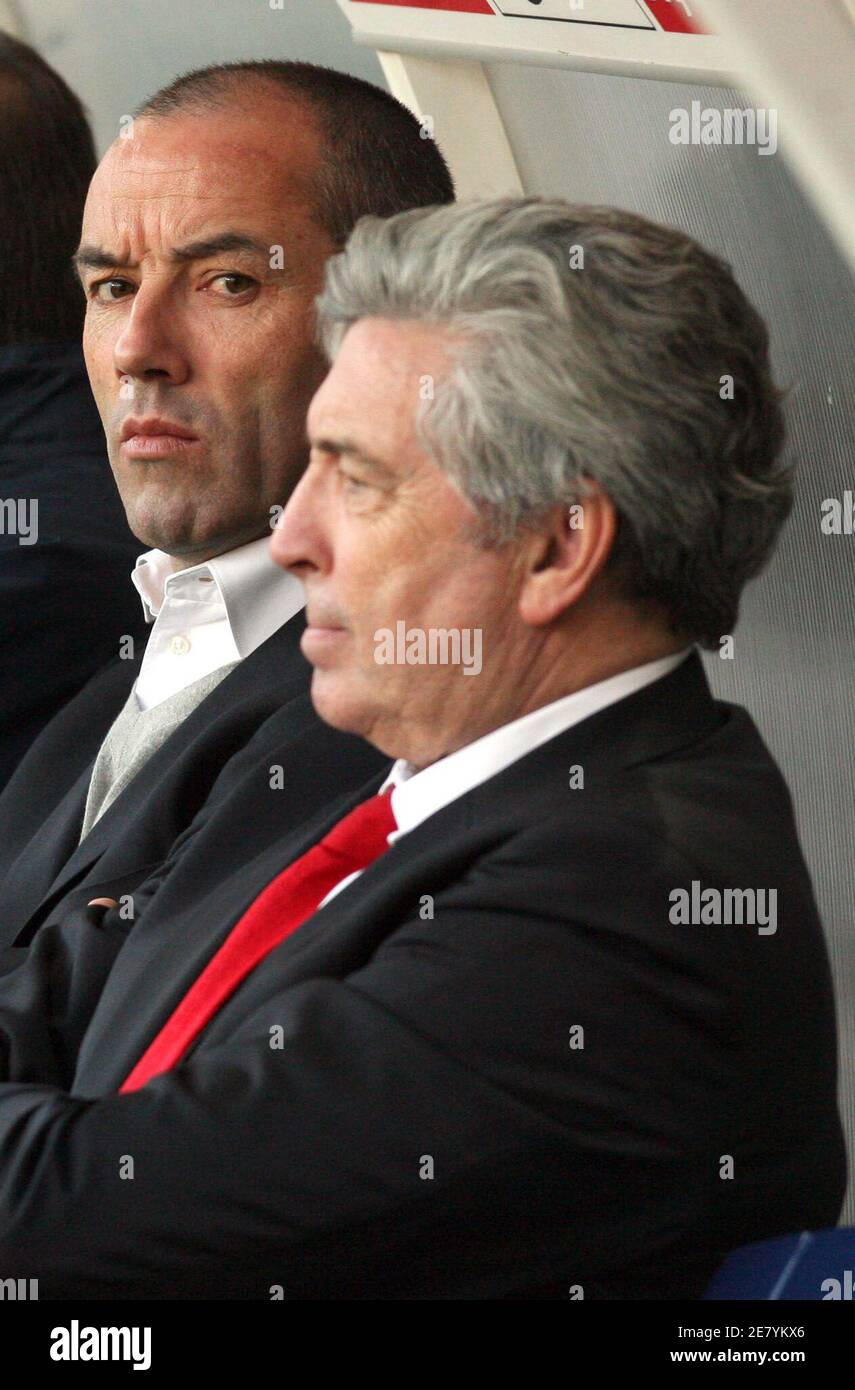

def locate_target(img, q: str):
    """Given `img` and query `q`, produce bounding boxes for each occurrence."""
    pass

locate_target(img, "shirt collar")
[380,648,693,841]
[131,535,304,657]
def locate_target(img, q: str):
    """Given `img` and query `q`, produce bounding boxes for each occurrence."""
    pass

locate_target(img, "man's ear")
[518,484,618,627]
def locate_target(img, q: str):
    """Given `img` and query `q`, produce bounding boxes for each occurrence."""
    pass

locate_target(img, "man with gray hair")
[0,198,844,1299]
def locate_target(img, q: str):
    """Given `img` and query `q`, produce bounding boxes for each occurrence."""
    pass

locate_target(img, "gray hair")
[315,197,791,648]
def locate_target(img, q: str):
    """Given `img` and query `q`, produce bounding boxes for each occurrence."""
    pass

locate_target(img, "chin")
[127,517,215,558]
[309,675,376,744]
[121,509,186,553]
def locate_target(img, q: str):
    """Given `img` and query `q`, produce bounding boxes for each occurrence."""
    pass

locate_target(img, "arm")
[0,820,746,1298]
[0,707,382,1082]
[0,906,133,1088]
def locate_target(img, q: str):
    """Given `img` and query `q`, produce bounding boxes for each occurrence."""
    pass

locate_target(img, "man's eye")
[209,273,257,297]
[92,279,133,302]
[341,473,367,493]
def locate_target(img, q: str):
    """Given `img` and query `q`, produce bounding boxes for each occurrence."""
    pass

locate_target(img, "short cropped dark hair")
[135,60,455,248]
[0,34,96,345]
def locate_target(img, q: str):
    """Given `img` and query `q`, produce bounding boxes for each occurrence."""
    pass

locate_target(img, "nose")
[269,460,331,579]
[113,281,190,386]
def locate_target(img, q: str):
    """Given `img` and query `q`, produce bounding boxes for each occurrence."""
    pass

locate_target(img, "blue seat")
[704,1227,855,1299]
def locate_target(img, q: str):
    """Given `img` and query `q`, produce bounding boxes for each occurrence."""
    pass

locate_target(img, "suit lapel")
[16,615,311,929]
[0,651,143,931]
[73,765,392,1091]
[74,651,721,1094]
[0,763,94,929]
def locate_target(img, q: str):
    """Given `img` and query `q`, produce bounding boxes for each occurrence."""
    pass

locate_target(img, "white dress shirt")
[318,646,693,908]
[131,536,305,710]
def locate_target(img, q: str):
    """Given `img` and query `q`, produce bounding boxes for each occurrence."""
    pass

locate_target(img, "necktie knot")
[323,786,396,859]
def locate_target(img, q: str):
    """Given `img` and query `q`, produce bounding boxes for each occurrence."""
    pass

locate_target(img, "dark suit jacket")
[0,608,337,948]
[0,341,147,790]
[0,653,845,1298]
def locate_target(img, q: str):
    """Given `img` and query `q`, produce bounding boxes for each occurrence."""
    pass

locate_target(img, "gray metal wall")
[15,0,383,154]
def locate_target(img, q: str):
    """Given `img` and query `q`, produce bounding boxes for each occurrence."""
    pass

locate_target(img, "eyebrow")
[72,232,273,276]
[311,436,394,477]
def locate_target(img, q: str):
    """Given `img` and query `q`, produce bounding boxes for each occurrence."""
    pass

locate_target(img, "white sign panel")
[339,0,732,84]
[494,2,656,28]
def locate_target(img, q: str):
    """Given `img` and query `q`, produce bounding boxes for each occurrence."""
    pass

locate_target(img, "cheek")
[236,350,324,441]
[82,323,111,388]
[348,547,392,615]
[255,298,320,371]
[419,551,495,626]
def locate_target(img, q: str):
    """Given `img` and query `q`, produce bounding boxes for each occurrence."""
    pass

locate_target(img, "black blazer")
[0,653,845,1298]
[0,341,147,790]
[0,609,339,947]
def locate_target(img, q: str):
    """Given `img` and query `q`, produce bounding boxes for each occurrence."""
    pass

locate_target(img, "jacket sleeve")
[1,806,842,1302]
[0,816,765,1299]
[0,830,640,1297]
[0,978,575,1299]
[0,907,132,1088]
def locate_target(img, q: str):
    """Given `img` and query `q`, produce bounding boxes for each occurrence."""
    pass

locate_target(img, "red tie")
[120,787,396,1093]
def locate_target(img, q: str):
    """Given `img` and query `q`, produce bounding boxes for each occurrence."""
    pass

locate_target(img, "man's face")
[271,318,538,767]
[77,99,336,563]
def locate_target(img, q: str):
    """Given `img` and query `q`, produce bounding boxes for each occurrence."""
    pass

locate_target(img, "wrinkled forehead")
[83,108,321,243]
[309,318,459,459]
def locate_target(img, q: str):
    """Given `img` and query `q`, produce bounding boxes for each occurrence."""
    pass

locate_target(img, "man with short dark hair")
[0,199,843,1298]
[0,59,453,951]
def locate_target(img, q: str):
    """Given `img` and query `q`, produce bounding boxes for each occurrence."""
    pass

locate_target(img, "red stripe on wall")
[351,0,495,14]
[643,1,706,35]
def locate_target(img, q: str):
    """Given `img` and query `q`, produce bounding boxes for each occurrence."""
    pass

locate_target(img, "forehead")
[84,102,322,238]
[310,318,456,447]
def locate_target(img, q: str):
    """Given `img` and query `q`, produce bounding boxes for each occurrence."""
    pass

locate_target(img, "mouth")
[119,417,200,459]
[302,615,348,662]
